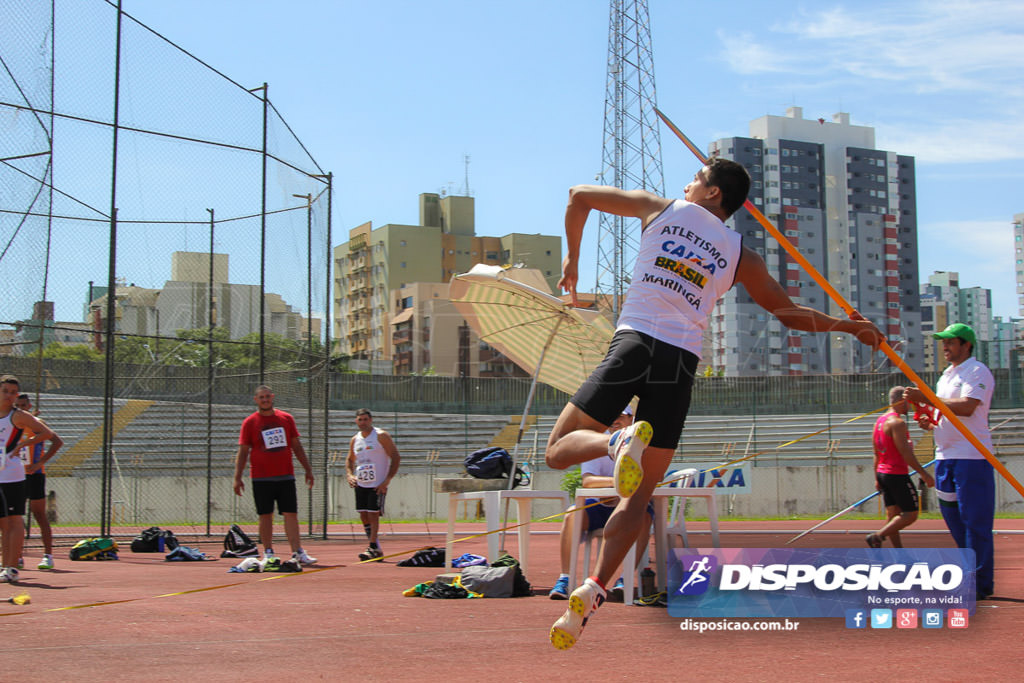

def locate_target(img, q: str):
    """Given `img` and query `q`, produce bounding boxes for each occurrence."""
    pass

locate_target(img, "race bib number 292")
[261,427,287,450]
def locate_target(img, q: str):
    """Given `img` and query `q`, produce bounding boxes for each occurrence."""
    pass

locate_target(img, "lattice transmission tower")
[595,0,664,319]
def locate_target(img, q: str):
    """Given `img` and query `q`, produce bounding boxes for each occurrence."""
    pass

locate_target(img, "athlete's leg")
[958,459,995,595]
[29,498,52,555]
[936,461,967,547]
[5,514,25,569]
[0,515,12,568]
[592,445,673,586]
[368,511,381,545]
[258,513,274,551]
[558,505,587,575]
[545,403,612,470]
[282,512,300,553]
[633,509,652,567]
[878,507,917,548]
[358,509,373,542]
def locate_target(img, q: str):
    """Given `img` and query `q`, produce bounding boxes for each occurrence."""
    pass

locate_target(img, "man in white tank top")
[346,408,401,562]
[548,158,885,650]
[1,375,63,584]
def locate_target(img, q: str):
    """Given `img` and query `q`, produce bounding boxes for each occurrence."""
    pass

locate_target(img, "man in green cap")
[904,322,995,599]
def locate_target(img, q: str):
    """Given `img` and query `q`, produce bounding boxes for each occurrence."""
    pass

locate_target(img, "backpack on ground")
[491,552,531,597]
[221,524,258,558]
[459,565,516,598]
[130,526,179,553]
[396,547,446,568]
[69,537,119,561]
[464,447,528,487]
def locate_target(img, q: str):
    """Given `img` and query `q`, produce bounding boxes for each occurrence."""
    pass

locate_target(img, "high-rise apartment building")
[709,107,922,376]
[333,193,561,361]
[1015,213,1024,316]
[918,290,948,371]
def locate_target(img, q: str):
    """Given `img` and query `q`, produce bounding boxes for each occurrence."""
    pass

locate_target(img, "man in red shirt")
[866,386,935,548]
[233,385,316,567]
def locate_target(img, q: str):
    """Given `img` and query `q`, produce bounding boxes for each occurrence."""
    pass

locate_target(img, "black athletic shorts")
[571,329,699,449]
[355,486,385,514]
[0,480,27,518]
[876,472,919,513]
[252,478,298,516]
[25,471,45,501]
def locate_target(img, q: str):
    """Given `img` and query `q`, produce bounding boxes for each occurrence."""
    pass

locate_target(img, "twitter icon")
[871,609,893,629]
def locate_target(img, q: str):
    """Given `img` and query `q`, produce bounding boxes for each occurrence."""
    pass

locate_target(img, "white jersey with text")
[352,427,391,488]
[616,199,742,356]
[0,409,26,484]
[934,357,994,460]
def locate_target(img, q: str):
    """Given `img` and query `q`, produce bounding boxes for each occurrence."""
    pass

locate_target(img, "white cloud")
[767,2,1024,96]
[714,2,1024,163]
[715,3,1024,92]
[878,117,1024,163]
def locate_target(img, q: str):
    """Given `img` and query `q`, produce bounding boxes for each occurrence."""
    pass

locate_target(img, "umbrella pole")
[500,318,563,554]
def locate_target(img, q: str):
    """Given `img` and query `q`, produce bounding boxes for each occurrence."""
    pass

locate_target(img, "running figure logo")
[677,554,717,596]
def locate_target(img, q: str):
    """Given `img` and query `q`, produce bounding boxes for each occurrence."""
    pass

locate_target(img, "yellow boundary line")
[0,403,898,615]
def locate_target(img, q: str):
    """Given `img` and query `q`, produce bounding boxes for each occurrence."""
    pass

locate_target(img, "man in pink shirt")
[866,386,935,548]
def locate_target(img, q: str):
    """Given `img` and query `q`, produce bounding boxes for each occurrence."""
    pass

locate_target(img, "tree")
[42,343,102,362]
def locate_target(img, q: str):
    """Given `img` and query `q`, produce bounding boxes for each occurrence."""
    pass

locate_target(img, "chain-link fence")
[2,1,331,538]
[4,3,1023,541]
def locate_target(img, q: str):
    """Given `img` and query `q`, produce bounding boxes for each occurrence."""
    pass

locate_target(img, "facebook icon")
[845,609,867,629]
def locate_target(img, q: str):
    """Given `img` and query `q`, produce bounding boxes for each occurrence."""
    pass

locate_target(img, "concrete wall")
[43,458,1024,525]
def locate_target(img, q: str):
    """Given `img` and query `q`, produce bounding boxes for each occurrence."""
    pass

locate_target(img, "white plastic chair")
[578,519,650,606]
[664,468,699,549]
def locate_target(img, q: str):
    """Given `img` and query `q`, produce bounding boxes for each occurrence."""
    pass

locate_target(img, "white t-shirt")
[0,410,26,484]
[580,436,616,506]
[933,357,994,460]
[351,427,392,488]
[616,199,742,356]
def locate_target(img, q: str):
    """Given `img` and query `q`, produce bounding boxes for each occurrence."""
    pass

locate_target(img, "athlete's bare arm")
[291,436,314,489]
[885,415,934,487]
[559,185,672,306]
[345,437,358,488]
[377,431,401,494]
[14,410,63,474]
[233,444,250,495]
[735,246,884,349]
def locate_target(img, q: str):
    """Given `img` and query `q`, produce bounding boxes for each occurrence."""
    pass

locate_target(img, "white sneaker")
[38,554,54,570]
[1,567,20,584]
[550,578,606,650]
[292,548,317,566]
[610,420,653,497]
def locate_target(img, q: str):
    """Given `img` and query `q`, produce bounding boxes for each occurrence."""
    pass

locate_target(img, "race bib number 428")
[356,463,376,483]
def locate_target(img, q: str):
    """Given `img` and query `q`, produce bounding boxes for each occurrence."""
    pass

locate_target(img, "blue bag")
[464,447,528,487]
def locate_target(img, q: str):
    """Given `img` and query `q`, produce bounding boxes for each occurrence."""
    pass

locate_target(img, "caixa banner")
[673,462,751,493]
[668,548,976,618]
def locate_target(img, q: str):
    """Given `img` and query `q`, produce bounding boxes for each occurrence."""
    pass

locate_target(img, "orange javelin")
[654,106,1024,500]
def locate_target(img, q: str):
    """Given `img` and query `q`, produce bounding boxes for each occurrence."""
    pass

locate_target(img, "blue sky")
[43,1,1024,321]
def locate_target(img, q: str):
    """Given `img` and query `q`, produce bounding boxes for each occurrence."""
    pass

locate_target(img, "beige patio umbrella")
[449,263,615,491]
